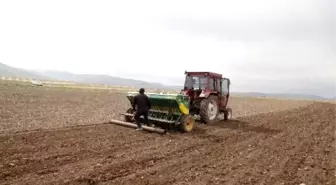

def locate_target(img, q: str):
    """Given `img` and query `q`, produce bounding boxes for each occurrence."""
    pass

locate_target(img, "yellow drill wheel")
[180,114,195,133]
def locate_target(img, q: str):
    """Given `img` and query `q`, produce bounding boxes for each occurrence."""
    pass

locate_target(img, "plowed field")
[0,84,335,185]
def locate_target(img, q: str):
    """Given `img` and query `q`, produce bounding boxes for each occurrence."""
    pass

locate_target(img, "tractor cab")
[183,73,207,99]
[184,74,207,90]
[182,71,230,100]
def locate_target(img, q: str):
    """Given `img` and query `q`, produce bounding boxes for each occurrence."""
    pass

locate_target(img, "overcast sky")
[0,0,335,97]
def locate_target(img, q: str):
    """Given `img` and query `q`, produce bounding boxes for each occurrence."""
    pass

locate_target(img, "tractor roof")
[185,71,223,78]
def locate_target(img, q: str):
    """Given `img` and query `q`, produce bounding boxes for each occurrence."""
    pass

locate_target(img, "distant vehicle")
[31,80,43,86]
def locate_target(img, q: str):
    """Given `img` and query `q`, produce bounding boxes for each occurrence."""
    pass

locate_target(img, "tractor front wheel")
[200,97,219,124]
[180,114,195,133]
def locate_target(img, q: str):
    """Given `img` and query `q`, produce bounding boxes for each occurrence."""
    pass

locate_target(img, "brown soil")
[0,84,335,185]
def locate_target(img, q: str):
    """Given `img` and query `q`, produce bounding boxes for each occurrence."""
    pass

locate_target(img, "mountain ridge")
[0,62,180,90]
[0,63,51,80]
[0,62,334,100]
[30,69,179,90]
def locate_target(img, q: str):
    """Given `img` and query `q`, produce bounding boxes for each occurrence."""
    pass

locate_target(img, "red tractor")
[181,71,232,124]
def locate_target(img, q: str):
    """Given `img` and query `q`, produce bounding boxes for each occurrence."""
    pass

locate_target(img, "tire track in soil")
[95,103,335,185]
[1,124,205,185]
[67,145,200,185]
[95,117,284,184]
[206,102,335,185]
[216,103,334,185]
[61,130,215,184]
[0,125,167,184]
[0,102,334,185]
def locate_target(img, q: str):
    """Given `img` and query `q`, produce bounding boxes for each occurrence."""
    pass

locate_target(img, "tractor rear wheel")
[180,114,195,133]
[200,96,219,124]
[224,107,232,121]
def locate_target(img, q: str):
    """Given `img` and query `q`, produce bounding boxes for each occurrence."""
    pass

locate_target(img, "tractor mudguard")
[198,90,211,98]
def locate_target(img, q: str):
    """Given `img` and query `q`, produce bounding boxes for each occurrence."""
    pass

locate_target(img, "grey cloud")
[162,17,334,49]
[159,1,335,50]
[154,0,336,98]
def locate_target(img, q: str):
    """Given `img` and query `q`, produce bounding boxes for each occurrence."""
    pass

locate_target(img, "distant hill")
[0,62,178,90]
[0,62,51,80]
[31,70,179,90]
[232,92,332,101]
[0,62,334,100]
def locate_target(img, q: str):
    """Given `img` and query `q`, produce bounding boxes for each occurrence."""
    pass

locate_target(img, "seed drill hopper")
[109,92,195,134]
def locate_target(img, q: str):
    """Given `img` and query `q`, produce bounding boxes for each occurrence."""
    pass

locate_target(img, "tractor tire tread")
[199,95,219,124]
[224,107,232,121]
[200,99,211,124]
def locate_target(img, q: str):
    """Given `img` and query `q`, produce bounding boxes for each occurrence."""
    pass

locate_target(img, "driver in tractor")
[132,88,152,131]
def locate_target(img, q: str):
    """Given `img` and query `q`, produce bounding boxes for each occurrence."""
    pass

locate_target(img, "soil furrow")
[0,85,333,185]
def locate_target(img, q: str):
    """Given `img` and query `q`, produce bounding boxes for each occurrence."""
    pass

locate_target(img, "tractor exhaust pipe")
[109,119,167,134]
